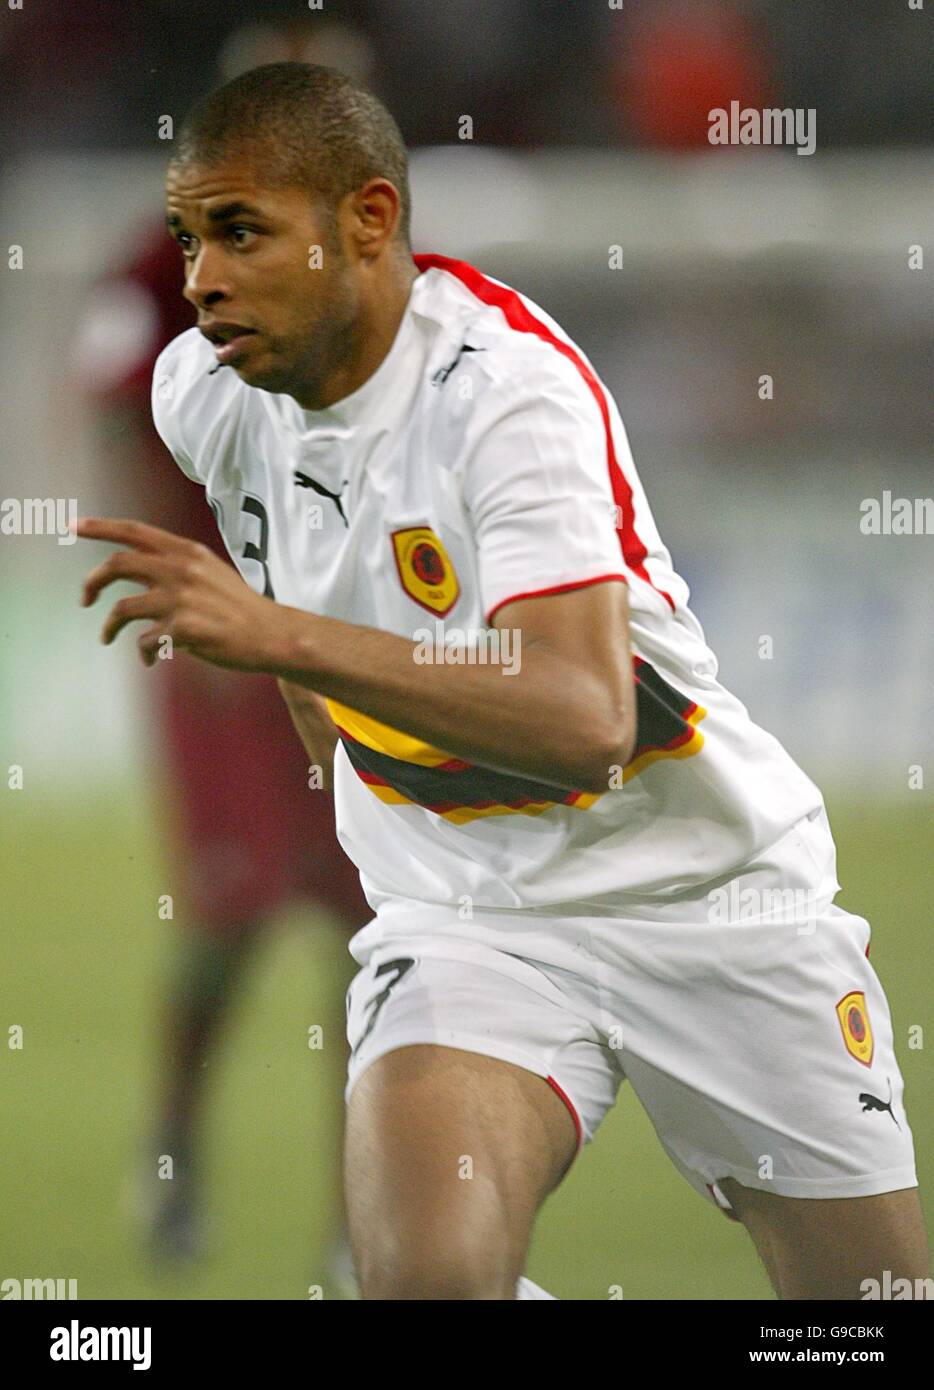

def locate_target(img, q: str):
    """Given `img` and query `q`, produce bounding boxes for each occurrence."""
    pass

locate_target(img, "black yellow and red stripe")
[327,656,705,824]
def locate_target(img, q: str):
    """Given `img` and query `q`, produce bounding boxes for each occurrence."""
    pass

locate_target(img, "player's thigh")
[344,1043,577,1298]
[719,1179,930,1300]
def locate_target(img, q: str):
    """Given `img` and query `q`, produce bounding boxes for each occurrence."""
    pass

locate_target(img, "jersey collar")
[292,273,426,434]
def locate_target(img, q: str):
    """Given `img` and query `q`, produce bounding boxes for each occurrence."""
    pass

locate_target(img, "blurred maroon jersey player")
[75,223,369,1268]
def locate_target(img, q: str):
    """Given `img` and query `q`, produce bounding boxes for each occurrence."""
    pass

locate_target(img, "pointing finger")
[74,516,192,554]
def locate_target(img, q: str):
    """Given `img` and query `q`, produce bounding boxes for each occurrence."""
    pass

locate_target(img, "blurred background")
[1,0,931,1300]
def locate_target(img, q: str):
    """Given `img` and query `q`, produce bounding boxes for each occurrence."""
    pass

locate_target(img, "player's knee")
[723,1181,931,1300]
[360,1263,516,1301]
[356,1230,518,1300]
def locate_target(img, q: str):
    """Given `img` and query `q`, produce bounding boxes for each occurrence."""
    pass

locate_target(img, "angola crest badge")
[836,990,874,1068]
[391,526,460,616]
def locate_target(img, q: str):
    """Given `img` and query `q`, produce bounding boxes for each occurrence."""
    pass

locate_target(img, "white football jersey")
[151,254,822,916]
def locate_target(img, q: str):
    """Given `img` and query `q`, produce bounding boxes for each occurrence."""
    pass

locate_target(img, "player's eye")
[175,232,198,259]
[228,225,258,248]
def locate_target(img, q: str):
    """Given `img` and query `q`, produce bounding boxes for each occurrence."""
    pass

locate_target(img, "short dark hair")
[172,62,412,248]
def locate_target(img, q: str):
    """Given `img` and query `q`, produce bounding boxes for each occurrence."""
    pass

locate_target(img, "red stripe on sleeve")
[485,573,627,626]
[413,253,675,612]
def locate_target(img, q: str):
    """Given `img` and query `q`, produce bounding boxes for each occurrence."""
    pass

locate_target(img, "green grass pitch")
[1,790,929,1299]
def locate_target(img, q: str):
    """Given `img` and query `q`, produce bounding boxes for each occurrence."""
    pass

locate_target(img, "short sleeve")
[151,336,201,483]
[463,365,628,625]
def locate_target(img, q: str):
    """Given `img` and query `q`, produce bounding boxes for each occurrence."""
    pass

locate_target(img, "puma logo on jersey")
[293,470,349,527]
[431,342,484,386]
[859,1078,900,1129]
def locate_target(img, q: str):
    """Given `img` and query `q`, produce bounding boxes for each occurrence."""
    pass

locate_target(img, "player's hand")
[76,516,282,670]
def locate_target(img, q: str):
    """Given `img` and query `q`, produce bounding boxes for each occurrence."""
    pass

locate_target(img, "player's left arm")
[275,573,637,794]
[76,517,634,794]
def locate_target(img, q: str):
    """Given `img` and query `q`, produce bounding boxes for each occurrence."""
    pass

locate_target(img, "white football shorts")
[344,807,918,1216]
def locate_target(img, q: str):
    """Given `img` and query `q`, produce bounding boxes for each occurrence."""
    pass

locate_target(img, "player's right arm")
[277,679,339,790]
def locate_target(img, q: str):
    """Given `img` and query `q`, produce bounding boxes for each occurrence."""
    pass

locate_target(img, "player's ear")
[348,179,402,257]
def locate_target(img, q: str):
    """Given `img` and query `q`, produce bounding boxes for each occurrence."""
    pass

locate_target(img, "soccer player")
[76,63,928,1300]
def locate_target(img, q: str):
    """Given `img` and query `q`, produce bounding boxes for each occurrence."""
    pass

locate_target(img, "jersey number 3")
[241,495,276,600]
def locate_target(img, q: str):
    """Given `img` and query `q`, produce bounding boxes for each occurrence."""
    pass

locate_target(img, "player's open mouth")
[213,331,257,364]
[199,322,258,364]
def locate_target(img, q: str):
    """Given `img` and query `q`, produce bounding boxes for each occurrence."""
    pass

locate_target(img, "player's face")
[165,159,359,401]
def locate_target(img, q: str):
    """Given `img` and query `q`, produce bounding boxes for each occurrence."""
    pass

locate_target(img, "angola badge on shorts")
[836,990,874,1068]
[391,526,460,617]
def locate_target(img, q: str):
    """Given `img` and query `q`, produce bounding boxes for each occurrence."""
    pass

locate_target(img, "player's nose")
[182,245,230,308]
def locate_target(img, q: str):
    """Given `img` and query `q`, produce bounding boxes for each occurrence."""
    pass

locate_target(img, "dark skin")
[77,156,638,793]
